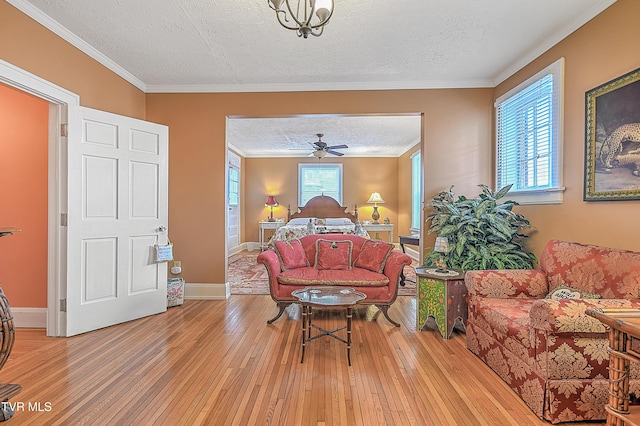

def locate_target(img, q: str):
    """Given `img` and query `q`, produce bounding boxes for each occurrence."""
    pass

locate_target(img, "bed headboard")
[287,195,358,222]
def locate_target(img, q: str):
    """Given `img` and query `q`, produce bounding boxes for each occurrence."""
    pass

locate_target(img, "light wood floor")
[3,296,603,425]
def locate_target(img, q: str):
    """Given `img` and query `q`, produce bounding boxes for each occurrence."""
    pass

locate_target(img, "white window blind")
[228,166,239,206]
[298,163,342,206]
[411,151,421,231]
[495,58,564,204]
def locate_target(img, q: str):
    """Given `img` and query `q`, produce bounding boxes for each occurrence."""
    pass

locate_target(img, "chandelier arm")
[284,0,308,28]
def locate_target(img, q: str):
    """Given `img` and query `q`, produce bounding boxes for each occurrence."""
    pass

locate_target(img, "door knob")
[158,226,167,232]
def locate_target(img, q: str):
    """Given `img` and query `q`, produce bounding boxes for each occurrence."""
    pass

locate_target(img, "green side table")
[416,268,467,339]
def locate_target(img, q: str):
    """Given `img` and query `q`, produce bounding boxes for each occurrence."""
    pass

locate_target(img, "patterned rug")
[228,250,418,296]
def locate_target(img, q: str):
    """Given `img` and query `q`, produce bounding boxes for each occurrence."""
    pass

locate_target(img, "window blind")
[496,73,557,192]
[298,163,342,205]
[411,152,421,230]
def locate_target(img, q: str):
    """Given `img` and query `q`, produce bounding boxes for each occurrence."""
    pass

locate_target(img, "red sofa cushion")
[277,267,389,287]
[314,239,353,270]
[274,239,309,271]
[354,239,394,273]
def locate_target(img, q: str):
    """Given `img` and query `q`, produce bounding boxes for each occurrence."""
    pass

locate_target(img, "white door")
[227,151,240,253]
[65,106,169,336]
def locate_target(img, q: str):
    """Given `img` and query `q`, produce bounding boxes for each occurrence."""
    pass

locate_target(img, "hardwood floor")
[3,296,603,425]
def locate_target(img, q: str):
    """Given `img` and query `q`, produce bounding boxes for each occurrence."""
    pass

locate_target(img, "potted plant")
[424,184,536,271]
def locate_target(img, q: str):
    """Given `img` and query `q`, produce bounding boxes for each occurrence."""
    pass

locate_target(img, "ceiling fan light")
[313,150,327,158]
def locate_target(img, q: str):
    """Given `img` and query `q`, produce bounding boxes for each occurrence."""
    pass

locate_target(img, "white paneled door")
[66,106,169,336]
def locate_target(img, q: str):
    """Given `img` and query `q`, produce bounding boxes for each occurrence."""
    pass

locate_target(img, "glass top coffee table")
[291,286,366,366]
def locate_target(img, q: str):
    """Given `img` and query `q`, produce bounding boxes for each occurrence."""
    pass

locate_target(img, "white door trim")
[0,58,79,337]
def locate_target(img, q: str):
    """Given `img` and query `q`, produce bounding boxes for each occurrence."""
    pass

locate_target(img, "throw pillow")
[274,239,309,271]
[354,239,394,273]
[545,284,602,300]
[315,239,353,270]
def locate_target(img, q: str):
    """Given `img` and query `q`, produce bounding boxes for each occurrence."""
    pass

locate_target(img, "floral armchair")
[465,239,640,423]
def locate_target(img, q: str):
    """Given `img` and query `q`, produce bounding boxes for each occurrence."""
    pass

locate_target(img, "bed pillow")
[545,284,602,300]
[325,218,353,226]
[274,239,309,271]
[354,239,394,273]
[315,239,353,270]
[288,218,316,226]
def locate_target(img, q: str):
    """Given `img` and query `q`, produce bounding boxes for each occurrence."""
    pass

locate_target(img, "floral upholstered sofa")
[465,239,640,423]
[257,234,411,327]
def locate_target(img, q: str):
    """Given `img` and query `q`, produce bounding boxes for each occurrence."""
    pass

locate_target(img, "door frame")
[0,58,78,337]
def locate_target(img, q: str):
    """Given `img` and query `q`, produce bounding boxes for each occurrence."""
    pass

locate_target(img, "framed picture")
[584,67,640,201]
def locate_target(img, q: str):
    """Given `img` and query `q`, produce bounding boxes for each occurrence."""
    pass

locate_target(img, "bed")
[267,195,368,246]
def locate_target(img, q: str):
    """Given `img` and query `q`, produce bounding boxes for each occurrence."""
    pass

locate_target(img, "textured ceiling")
[8,0,616,156]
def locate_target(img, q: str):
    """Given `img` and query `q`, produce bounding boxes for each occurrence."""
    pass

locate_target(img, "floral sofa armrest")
[465,269,549,300]
[529,298,640,333]
[256,249,283,294]
[382,250,412,295]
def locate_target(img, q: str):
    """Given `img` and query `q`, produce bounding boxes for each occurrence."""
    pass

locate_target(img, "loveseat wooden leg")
[267,302,291,324]
[378,305,400,327]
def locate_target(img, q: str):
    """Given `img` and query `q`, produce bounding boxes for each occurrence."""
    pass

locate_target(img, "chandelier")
[268,0,334,38]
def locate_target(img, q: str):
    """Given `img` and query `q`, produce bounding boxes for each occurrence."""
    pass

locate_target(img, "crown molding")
[492,0,616,86]
[7,0,147,92]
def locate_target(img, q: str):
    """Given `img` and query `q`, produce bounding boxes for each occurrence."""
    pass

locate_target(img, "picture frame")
[584,67,640,201]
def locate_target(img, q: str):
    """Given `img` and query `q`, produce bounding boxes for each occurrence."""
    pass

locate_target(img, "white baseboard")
[229,243,248,256]
[185,282,230,300]
[404,246,420,262]
[12,307,47,328]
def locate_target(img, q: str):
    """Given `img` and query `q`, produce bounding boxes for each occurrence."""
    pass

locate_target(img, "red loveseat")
[465,240,640,423]
[257,234,411,327]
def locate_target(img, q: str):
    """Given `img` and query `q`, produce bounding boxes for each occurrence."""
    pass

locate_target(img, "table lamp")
[434,236,450,272]
[265,195,279,222]
[367,192,385,224]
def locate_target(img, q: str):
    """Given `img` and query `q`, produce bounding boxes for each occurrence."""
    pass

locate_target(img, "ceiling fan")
[310,134,348,158]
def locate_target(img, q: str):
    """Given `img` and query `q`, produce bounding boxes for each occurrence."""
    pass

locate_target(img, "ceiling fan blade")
[326,144,348,150]
[327,150,344,156]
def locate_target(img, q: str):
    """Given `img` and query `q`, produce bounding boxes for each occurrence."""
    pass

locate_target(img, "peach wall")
[244,156,400,242]
[146,89,493,284]
[0,1,145,118]
[494,0,640,256]
[0,83,48,307]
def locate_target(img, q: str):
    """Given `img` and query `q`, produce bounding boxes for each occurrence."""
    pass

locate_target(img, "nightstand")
[415,267,467,339]
[259,221,284,250]
[362,223,394,243]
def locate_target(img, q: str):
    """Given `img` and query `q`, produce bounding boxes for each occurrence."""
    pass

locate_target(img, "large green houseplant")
[424,184,536,271]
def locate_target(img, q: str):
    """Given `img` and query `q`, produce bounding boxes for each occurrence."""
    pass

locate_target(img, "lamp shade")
[434,236,450,253]
[367,192,385,204]
[265,195,279,207]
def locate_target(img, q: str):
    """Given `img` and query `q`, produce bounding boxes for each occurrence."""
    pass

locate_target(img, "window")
[411,151,421,231]
[495,58,564,204]
[298,163,342,206]
[228,165,239,206]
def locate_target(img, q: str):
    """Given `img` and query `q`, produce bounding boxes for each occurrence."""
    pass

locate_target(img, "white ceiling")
[9,0,616,157]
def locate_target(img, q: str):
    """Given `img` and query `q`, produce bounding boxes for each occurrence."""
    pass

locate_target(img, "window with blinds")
[495,58,565,204]
[411,151,421,231]
[298,163,343,206]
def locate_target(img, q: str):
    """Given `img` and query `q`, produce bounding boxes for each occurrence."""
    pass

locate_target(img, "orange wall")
[244,156,401,242]
[146,89,492,284]
[3,0,638,293]
[493,0,640,256]
[0,1,146,118]
[0,83,48,307]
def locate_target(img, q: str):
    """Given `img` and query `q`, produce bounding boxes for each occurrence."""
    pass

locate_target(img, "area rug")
[228,250,418,296]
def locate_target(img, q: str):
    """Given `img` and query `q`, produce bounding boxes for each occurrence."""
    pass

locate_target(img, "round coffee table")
[291,286,366,366]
